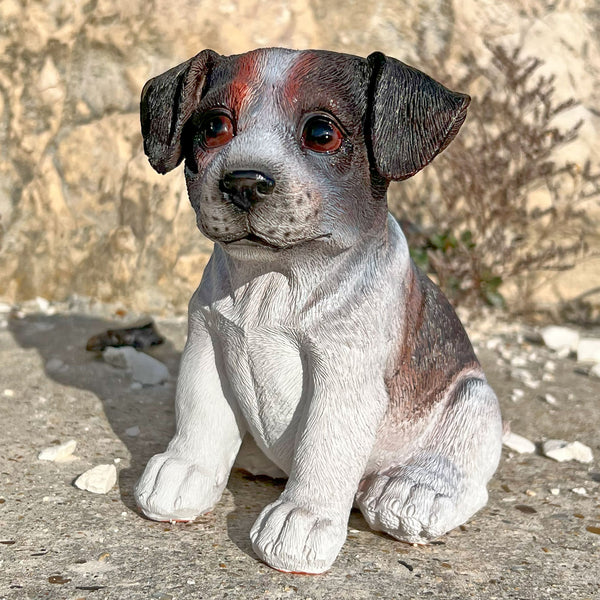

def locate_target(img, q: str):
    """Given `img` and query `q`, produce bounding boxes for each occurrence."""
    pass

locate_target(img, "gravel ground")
[0,303,599,600]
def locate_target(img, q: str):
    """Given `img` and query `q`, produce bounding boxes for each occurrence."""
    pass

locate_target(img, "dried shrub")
[389,45,600,310]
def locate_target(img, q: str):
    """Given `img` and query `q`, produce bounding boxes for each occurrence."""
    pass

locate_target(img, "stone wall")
[0,0,598,314]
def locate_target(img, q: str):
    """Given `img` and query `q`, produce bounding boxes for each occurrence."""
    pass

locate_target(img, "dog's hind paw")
[356,461,488,543]
[134,452,223,522]
[250,499,347,574]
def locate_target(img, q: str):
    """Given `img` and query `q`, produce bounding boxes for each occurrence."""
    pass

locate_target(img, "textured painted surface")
[130,46,501,573]
[0,0,599,312]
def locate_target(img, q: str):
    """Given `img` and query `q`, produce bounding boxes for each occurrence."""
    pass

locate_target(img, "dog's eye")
[200,114,234,149]
[301,116,343,153]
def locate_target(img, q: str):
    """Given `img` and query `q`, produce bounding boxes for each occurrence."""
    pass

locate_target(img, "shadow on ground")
[7,312,307,562]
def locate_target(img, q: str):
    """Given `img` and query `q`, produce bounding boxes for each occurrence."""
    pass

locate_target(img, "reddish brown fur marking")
[386,263,480,420]
[281,51,318,109]
[229,52,261,115]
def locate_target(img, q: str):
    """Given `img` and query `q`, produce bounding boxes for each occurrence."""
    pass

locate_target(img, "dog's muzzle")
[219,170,276,212]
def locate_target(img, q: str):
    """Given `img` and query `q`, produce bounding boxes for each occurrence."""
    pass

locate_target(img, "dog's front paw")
[134,452,224,522]
[250,499,347,574]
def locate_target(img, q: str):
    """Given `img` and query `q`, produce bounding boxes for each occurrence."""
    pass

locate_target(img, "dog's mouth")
[223,231,332,250]
[225,233,282,249]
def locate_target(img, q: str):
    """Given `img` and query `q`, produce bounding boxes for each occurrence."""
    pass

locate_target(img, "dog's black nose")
[219,170,276,211]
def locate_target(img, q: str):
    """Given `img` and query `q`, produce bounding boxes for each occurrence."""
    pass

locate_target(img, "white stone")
[502,431,536,454]
[46,358,64,372]
[577,338,600,363]
[544,393,558,406]
[550,488,560,496]
[544,360,556,372]
[540,326,579,353]
[3,389,15,397]
[35,296,51,313]
[590,363,600,379]
[0,302,13,313]
[572,487,587,496]
[510,356,528,368]
[125,425,140,437]
[542,440,593,464]
[74,464,117,494]
[486,337,502,350]
[511,388,525,402]
[102,347,169,385]
[38,439,77,462]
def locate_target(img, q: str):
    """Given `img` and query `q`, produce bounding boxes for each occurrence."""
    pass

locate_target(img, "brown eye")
[201,114,234,149]
[301,116,343,153]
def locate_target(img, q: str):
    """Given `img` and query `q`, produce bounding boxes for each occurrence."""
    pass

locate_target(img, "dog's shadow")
[9,312,371,559]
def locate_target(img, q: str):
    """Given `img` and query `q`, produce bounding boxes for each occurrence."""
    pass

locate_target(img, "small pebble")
[46,358,64,372]
[589,363,600,379]
[542,440,594,464]
[125,426,140,437]
[38,440,77,462]
[572,487,587,496]
[543,393,558,406]
[510,356,528,368]
[35,296,51,312]
[130,382,143,390]
[511,369,540,389]
[577,338,600,364]
[74,464,117,494]
[540,326,579,353]
[502,432,536,454]
[525,489,537,497]
[103,347,169,385]
[544,360,556,372]
[486,338,502,350]
[524,379,541,390]
[511,389,525,402]
[550,488,560,496]
[3,389,15,398]
[0,302,13,313]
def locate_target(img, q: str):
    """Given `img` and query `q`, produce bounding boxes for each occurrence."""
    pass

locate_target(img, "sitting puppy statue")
[134,48,503,574]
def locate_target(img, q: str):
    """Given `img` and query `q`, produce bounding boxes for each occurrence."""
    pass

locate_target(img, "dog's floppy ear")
[140,49,219,174]
[367,52,470,181]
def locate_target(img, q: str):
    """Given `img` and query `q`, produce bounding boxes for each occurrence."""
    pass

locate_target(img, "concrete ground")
[0,306,598,600]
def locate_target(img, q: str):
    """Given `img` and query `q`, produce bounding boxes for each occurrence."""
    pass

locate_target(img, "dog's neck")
[206,212,404,309]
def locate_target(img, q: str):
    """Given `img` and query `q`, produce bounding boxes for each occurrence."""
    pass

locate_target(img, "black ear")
[366,52,470,181]
[140,49,219,174]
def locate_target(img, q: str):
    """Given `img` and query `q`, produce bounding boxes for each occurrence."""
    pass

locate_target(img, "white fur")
[134,215,502,572]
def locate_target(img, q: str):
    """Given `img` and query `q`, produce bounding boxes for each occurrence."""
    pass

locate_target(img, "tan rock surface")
[0,0,598,313]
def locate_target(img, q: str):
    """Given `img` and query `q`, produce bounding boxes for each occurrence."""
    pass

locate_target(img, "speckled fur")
[134,47,502,574]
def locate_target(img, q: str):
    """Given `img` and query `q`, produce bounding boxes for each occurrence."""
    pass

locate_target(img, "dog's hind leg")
[234,434,287,479]
[356,377,502,543]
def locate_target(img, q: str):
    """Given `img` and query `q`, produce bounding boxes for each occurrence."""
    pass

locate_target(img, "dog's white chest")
[214,315,304,469]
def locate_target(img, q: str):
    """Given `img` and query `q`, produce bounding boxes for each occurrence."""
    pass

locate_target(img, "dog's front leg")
[134,309,244,522]
[250,343,388,574]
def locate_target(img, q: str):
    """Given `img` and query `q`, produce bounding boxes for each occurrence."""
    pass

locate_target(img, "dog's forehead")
[203,48,369,121]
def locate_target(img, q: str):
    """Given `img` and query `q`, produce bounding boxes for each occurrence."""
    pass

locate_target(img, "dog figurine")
[134,48,502,574]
